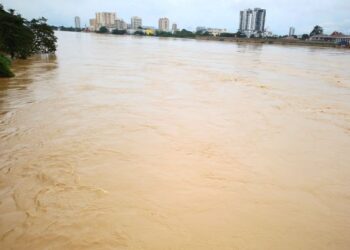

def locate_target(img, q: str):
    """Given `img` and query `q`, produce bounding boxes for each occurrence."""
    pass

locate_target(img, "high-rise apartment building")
[239,8,266,37]
[172,23,178,33]
[89,19,96,31]
[115,18,127,30]
[75,16,81,29]
[158,18,170,31]
[95,12,116,28]
[131,16,142,30]
[289,27,295,36]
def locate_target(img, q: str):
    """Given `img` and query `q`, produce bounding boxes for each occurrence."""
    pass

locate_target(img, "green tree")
[98,26,108,33]
[310,25,323,36]
[174,29,195,38]
[220,33,236,37]
[0,53,14,77]
[301,34,310,40]
[0,6,34,58]
[236,31,247,38]
[112,29,127,35]
[29,17,57,54]
[0,4,57,76]
[196,30,211,36]
[155,31,173,37]
[59,26,76,31]
[134,30,144,36]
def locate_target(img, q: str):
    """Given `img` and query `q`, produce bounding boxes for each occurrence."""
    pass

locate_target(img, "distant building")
[115,18,127,30]
[74,16,81,29]
[196,27,226,36]
[289,27,295,36]
[207,28,227,36]
[89,19,96,31]
[172,23,178,33]
[95,12,116,29]
[239,8,266,37]
[131,16,142,30]
[159,18,170,31]
[196,27,207,33]
[310,34,350,45]
[331,31,344,36]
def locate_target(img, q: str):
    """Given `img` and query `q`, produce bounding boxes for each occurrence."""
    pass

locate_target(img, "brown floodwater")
[1,31,350,250]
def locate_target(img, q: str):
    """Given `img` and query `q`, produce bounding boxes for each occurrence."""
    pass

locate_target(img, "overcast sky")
[2,0,350,35]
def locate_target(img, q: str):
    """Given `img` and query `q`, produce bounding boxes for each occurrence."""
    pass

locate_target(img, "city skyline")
[1,0,350,35]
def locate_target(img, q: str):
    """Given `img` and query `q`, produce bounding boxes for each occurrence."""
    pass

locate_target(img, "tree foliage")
[155,31,173,37]
[301,34,310,40]
[195,30,211,36]
[155,29,195,38]
[0,5,57,60]
[174,29,195,38]
[134,30,144,36]
[0,6,34,58]
[112,29,127,35]
[0,4,57,77]
[98,26,108,33]
[29,17,57,54]
[236,31,247,38]
[310,25,323,37]
[219,33,236,37]
[0,53,14,77]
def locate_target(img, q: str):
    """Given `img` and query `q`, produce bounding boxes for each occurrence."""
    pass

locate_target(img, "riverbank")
[57,30,349,49]
[196,36,345,48]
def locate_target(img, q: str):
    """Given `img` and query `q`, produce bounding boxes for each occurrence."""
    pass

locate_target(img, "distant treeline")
[95,26,240,39]
[69,26,313,41]
[56,23,324,42]
[0,4,57,77]
[51,26,83,32]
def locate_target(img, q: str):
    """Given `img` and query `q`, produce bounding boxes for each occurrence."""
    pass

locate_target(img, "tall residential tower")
[172,23,178,33]
[74,16,81,29]
[131,16,142,30]
[158,18,170,31]
[239,8,266,37]
[95,12,116,29]
[289,27,295,36]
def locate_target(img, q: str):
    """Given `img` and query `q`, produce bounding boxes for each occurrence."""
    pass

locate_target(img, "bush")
[220,33,236,37]
[195,31,211,36]
[156,31,173,37]
[301,34,310,40]
[98,26,108,33]
[0,54,14,77]
[174,29,195,38]
[134,30,144,36]
[112,29,127,35]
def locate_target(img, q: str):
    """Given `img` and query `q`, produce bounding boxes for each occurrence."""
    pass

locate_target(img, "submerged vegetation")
[0,53,13,77]
[0,4,57,77]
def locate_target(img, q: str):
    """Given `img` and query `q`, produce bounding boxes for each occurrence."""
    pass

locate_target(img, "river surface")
[1,31,350,249]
